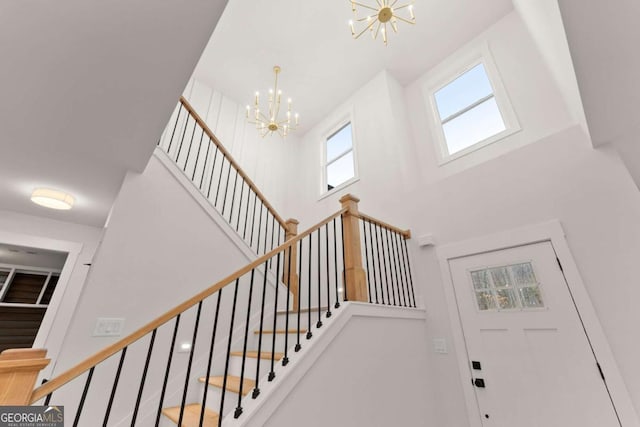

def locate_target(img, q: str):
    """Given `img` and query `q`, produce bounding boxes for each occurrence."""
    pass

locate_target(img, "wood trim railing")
[0,349,50,405]
[357,212,411,240]
[177,96,287,230]
[30,208,347,403]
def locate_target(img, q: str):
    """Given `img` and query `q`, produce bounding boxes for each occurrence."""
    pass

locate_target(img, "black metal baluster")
[316,228,322,328]
[177,302,203,427]
[325,223,332,317]
[253,260,270,399]
[283,246,292,366]
[73,367,95,427]
[200,291,222,427]
[295,238,303,352]
[175,114,191,164]
[44,391,52,406]
[191,127,206,182]
[402,239,417,307]
[166,104,183,154]
[340,214,347,301]
[219,279,240,426]
[262,211,270,256]
[269,216,276,253]
[236,182,245,231]
[199,138,212,191]
[235,270,256,418]
[255,202,264,254]
[332,218,340,309]
[363,220,373,304]
[249,194,258,248]
[307,234,313,338]
[182,116,198,171]
[376,225,389,304]
[131,330,157,425]
[226,170,239,222]
[384,228,398,306]
[206,147,220,199]
[269,253,282,380]
[155,315,181,426]
[214,155,227,206]
[374,224,386,304]
[242,188,252,240]
[369,220,380,304]
[392,232,408,307]
[220,159,233,212]
[102,348,127,427]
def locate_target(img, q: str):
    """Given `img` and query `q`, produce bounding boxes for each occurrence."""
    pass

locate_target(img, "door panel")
[449,241,618,427]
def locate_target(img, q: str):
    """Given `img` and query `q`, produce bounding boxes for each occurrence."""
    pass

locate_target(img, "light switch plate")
[433,338,448,354]
[93,318,125,337]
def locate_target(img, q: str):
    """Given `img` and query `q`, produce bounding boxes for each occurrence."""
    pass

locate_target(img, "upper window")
[428,49,519,163]
[324,122,355,192]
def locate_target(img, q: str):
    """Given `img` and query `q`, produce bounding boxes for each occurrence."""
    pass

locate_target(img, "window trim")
[320,113,359,198]
[425,43,520,165]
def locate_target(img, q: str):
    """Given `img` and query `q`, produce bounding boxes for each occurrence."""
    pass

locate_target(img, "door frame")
[0,230,84,377]
[436,220,639,427]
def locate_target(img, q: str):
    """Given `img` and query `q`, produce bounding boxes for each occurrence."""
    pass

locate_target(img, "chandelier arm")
[391,19,398,33]
[354,18,378,39]
[392,2,413,10]
[357,14,377,22]
[351,1,380,12]
[373,20,382,39]
[393,15,415,24]
[389,0,400,8]
[376,0,384,8]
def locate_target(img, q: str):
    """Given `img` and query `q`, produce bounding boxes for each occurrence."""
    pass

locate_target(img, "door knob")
[473,378,486,388]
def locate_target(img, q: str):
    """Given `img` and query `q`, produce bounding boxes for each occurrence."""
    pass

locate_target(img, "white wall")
[279,10,640,424]
[260,314,431,427]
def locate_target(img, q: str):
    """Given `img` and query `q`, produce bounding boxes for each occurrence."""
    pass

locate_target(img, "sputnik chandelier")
[246,66,299,138]
[348,0,416,46]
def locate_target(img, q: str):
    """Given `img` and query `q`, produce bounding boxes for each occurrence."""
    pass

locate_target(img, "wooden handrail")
[30,208,347,403]
[357,212,411,239]
[178,96,287,229]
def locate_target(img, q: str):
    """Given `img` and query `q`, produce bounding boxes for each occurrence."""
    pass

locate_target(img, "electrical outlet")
[93,318,125,337]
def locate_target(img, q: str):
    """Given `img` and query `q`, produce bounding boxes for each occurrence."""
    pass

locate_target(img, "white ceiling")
[0,244,68,271]
[193,0,515,131]
[0,0,228,227]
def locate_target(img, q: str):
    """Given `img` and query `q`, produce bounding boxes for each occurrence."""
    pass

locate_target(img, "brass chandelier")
[246,66,299,138]
[349,0,416,46]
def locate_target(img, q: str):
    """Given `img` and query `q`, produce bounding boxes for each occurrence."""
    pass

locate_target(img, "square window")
[425,46,520,164]
[434,63,507,157]
[470,262,544,312]
[324,122,356,192]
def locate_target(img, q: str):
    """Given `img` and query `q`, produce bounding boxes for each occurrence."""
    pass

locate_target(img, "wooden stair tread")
[276,306,328,315]
[230,350,284,360]
[198,375,255,396]
[162,403,218,427]
[254,329,307,335]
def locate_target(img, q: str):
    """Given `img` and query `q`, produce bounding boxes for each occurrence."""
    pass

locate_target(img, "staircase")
[0,97,417,427]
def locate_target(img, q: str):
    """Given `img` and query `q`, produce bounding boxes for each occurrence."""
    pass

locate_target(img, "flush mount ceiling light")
[246,66,299,138]
[348,0,415,46]
[31,188,75,210]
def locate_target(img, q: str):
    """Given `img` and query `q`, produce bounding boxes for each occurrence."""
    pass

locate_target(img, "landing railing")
[0,195,416,426]
[158,97,289,257]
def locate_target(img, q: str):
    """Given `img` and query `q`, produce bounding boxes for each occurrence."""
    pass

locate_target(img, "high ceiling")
[0,0,228,227]
[193,0,515,131]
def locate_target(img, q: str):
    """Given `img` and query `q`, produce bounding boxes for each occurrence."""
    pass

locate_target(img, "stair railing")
[0,195,415,427]
[158,96,290,258]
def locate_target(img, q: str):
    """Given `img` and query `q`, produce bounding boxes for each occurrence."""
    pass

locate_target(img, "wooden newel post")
[0,348,50,405]
[283,218,300,311]
[339,194,368,302]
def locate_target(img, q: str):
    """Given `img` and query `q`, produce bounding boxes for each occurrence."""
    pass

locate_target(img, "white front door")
[449,241,619,427]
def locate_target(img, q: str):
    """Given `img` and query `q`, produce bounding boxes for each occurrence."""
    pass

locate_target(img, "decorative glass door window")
[470,262,544,311]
